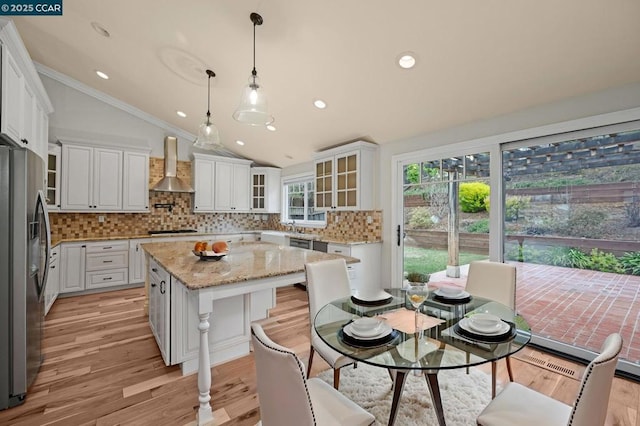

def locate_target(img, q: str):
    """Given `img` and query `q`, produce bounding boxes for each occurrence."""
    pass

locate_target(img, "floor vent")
[514,352,582,380]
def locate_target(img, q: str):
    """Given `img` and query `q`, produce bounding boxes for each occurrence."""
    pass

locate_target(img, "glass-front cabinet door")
[315,158,333,209]
[46,143,61,210]
[335,151,358,208]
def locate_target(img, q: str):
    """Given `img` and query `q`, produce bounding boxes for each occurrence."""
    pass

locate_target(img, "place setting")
[350,289,394,306]
[339,317,400,348]
[454,313,516,343]
[432,285,472,304]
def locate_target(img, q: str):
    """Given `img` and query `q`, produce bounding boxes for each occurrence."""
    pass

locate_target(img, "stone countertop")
[260,230,382,246]
[141,241,360,290]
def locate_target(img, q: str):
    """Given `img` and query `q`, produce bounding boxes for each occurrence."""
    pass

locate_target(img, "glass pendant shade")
[193,69,222,150]
[193,115,221,149]
[233,75,274,126]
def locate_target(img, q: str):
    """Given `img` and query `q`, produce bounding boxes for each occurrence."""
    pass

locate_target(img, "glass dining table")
[313,287,532,426]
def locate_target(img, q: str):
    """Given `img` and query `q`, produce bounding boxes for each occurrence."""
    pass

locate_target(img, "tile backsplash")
[50,158,383,243]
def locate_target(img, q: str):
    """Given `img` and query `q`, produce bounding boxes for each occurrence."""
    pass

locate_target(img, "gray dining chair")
[465,260,517,398]
[305,258,357,389]
[477,332,622,426]
[251,323,375,426]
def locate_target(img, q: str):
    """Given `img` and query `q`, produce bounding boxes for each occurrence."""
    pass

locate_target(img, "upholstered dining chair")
[465,260,517,398]
[476,332,622,426]
[251,323,375,426]
[305,258,357,389]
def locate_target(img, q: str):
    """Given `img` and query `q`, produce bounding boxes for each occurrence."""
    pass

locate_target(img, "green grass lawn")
[403,246,487,275]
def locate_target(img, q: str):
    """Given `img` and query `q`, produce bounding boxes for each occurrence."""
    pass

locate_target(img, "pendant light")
[233,12,274,126]
[193,69,222,149]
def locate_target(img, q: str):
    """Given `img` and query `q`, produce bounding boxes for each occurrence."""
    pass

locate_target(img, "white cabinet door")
[93,147,123,210]
[46,144,61,210]
[149,260,170,365]
[214,162,250,211]
[128,239,148,284]
[1,46,23,144]
[61,144,93,210]
[123,151,149,211]
[45,246,60,315]
[59,242,86,293]
[251,167,281,213]
[21,82,35,150]
[192,157,215,212]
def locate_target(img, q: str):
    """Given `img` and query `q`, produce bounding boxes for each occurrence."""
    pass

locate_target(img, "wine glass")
[406,284,429,333]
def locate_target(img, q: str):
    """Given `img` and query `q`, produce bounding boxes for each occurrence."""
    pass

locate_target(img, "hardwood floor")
[0,285,637,425]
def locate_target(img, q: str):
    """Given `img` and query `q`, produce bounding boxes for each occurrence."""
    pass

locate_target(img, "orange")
[194,241,207,252]
[212,241,228,253]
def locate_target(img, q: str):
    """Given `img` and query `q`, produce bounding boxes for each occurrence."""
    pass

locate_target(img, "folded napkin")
[378,308,444,334]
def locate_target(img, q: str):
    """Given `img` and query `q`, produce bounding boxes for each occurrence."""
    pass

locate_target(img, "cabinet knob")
[151,281,156,287]
[151,268,158,272]
[21,138,28,144]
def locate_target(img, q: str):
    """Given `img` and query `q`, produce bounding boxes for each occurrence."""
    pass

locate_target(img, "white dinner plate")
[433,288,470,299]
[344,322,392,340]
[352,290,393,302]
[459,318,510,336]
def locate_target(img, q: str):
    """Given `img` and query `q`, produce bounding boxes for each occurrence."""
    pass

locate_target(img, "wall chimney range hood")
[151,136,194,193]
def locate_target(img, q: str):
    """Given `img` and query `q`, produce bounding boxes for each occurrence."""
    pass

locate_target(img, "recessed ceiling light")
[96,70,109,80]
[266,124,276,132]
[313,99,327,109]
[397,52,417,69]
[236,140,245,146]
[176,111,187,118]
[91,22,110,38]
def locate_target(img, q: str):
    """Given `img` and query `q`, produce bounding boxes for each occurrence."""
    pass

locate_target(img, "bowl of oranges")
[192,241,229,261]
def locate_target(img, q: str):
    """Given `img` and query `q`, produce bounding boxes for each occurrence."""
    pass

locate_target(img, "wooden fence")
[405,230,640,257]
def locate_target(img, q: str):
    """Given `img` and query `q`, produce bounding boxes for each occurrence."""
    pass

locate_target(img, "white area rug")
[317,362,492,425]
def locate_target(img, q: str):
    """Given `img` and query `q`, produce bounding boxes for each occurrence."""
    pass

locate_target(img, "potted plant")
[406,272,430,285]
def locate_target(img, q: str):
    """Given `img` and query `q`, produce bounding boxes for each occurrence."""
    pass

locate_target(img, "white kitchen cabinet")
[214,159,251,212]
[123,150,150,211]
[60,143,123,211]
[192,154,252,213]
[46,143,61,210]
[251,167,281,213]
[1,45,24,144]
[313,140,377,211]
[192,154,216,212]
[59,242,86,293]
[149,258,170,364]
[129,239,150,284]
[44,245,60,315]
[85,241,129,290]
[0,22,52,159]
[327,242,381,294]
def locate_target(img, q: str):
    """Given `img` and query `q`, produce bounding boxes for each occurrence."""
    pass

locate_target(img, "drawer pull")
[103,246,112,250]
[103,260,113,263]
[103,277,113,281]
[334,250,343,253]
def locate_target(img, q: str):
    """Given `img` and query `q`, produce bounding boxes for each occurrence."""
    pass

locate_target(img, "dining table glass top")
[313,287,531,372]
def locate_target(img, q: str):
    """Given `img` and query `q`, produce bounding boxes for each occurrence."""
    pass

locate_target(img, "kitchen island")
[141,240,358,426]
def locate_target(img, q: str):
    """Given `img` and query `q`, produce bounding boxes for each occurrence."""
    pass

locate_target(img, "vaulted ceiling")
[12,0,640,167]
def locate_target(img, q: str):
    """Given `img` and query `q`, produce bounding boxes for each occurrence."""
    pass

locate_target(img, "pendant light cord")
[252,19,257,78]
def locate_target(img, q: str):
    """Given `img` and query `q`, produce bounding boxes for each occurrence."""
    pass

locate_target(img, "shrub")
[459,182,490,213]
[587,248,624,274]
[408,207,433,229]
[557,209,608,239]
[466,219,489,233]
[505,196,530,222]
[619,252,640,275]
[406,272,430,283]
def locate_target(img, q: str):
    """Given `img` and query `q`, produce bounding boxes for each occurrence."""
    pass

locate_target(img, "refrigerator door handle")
[35,190,51,300]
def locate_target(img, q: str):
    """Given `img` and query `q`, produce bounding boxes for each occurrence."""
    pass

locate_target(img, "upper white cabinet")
[46,143,61,210]
[0,20,53,161]
[251,167,281,213]
[313,140,377,211]
[59,140,150,212]
[192,153,252,213]
[123,151,149,211]
[215,159,250,211]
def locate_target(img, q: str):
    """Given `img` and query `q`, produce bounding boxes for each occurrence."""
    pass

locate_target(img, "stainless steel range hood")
[151,136,194,193]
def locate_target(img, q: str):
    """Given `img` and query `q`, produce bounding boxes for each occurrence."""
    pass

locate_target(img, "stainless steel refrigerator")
[0,139,50,410]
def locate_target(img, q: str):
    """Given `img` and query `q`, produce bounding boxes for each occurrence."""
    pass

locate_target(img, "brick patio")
[430,263,640,363]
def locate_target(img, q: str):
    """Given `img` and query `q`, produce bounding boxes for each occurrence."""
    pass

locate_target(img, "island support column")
[197,312,213,425]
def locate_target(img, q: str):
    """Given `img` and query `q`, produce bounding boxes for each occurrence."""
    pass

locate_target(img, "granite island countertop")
[142,240,359,290]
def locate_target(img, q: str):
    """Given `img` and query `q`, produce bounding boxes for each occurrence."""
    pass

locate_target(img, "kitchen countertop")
[141,240,360,290]
[51,230,381,248]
